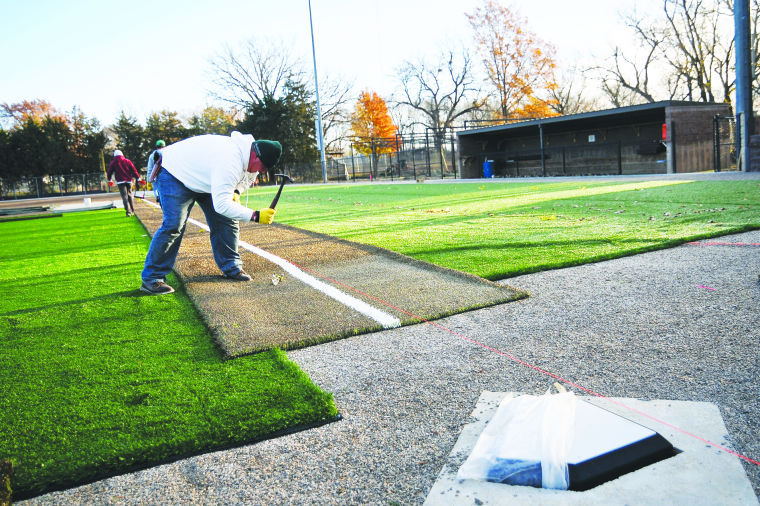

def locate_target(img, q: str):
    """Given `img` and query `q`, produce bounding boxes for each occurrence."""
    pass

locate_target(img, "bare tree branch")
[394,48,485,136]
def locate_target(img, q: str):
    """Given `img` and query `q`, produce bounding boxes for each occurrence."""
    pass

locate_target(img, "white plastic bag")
[457,384,577,490]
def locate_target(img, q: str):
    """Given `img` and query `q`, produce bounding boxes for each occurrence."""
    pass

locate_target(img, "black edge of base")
[568,434,678,491]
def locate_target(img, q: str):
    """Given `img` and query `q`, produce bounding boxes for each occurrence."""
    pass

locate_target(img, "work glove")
[232,191,241,204]
[257,208,276,224]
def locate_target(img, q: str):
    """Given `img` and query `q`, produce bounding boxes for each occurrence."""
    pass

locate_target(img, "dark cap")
[253,140,282,170]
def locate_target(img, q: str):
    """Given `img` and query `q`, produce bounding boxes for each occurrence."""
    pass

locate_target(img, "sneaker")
[140,280,175,295]
[224,270,252,281]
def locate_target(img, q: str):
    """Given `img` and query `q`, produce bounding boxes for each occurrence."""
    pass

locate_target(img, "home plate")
[425,392,758,505]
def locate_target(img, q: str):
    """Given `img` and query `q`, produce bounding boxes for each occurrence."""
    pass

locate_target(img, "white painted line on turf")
[138,198,402,329]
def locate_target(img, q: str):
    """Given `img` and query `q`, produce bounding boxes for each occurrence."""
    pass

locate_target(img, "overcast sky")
[0,0,660,126]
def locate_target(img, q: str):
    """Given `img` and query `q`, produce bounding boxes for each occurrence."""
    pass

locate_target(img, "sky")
[0,0,659,127]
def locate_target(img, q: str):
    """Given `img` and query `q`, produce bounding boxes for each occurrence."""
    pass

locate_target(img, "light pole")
[308,0,328,183]
[735,0,753,171]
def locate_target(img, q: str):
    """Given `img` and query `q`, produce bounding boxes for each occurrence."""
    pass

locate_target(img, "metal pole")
[350,144,356,181]
[713,115,721,172]
[735,0,753,171]
[451,134,457,178]
[425,131,431,177]
[539,121,546,176]
[308,0,328,182]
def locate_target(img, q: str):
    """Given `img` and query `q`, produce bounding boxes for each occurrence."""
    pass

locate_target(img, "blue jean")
[141,169,242,283]
[152,179,160,206]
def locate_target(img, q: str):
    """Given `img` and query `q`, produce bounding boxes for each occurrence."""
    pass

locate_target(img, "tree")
[466,0,559,119]
[596,0,757,107]
[549,68,602,115]
[143,110,187,163]
[187,106,235,136]
[396,48,484,134]
[236,79,319,181]
[395,47,484,172]
[0,102,107,183]
[110,112,145,167]
[208,39,302,111]
[0,99,68,129]
[208,37,353,154]
[5,117,73,178]
[69,108,107,174]
[350,91,398,176]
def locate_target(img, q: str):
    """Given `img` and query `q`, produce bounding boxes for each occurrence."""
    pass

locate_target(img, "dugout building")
[457,101,732,178]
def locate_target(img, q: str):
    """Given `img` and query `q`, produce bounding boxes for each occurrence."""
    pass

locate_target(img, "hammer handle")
[269,181,286,209]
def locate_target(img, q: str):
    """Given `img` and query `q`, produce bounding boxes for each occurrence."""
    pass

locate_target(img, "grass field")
[2,177,759,499]
[243,179,760,279]
[0,210,338,499]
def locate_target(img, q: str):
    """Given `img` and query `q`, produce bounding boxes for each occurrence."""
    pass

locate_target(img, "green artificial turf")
[243,179,760,279]
[0,210,338,500]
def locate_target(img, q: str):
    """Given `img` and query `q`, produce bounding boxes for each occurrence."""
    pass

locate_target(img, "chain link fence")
[0,173,123,200]
[283,132,459,183]
[2,134,460,198]
[713,115,737,172]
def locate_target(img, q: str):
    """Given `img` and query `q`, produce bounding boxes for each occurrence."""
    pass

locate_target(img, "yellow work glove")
[257,208,276,224]
[232,191,241,204]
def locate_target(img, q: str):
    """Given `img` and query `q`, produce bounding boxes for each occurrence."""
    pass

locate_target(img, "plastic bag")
[457,384,577,490]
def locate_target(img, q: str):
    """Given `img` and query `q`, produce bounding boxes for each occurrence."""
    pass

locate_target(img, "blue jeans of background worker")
[152,179,161,207]
[141,169,243,284]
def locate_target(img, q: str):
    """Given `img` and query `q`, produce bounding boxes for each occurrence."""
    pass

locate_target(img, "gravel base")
[22,228,760,504]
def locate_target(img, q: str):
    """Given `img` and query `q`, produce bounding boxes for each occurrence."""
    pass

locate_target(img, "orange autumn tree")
[466,0,559,120]
[350,90,399,176]
[1,99,69,129]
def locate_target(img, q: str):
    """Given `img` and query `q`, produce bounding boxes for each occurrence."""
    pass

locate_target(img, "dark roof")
[458,101,728,137]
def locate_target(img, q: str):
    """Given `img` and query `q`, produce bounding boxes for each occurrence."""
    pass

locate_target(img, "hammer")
[269,173,294,209]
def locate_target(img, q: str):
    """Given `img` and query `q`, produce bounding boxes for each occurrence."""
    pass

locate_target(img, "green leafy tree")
[69,108,107,173]
[0,103,107,186]
[111,112,145,166]
[143,110,187,161]
[237,79,318,181]
[0,128,9,194]
[187,106,235,136]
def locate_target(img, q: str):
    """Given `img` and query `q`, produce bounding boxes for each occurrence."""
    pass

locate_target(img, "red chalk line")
[134,198,758,467]
[286,258,760,468]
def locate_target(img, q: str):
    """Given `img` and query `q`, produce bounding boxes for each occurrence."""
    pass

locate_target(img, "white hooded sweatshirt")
[160,131,258,222]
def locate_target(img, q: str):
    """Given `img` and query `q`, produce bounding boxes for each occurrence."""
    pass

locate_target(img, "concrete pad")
[425,392,758,505]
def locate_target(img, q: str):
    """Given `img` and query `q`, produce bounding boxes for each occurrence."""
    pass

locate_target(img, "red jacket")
[108,155,139,183]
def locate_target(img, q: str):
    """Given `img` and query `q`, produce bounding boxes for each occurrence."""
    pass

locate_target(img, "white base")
[425,392,758,505]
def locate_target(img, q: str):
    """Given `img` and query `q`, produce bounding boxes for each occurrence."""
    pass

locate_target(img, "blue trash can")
[483,160,493,178]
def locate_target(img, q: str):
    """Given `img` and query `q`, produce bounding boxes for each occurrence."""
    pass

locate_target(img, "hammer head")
[275,173,294,184]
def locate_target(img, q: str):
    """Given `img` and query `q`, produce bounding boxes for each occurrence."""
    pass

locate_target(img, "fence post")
[617,141,622,175]
[412,136,417,179]
[395,134,401,180]
[425,131,431,177]
[450,134,457,179]
[350,144,356,181]
[713,115,720,172]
